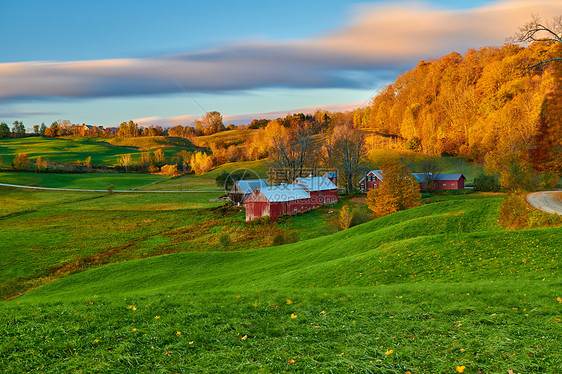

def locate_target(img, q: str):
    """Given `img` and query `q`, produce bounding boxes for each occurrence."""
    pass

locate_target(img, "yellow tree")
[366,162,421,217]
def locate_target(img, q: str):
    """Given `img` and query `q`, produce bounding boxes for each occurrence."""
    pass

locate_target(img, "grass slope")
[2,194,560,372]
[0,172,169,190]
[0,136,199,167]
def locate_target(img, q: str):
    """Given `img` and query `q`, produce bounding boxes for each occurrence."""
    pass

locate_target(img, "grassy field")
[1,189,560,372]
[0,136,201,167]
[0,171,169,190]
[0,182,336,300]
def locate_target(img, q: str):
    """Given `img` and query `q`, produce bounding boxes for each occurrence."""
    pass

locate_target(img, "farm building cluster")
[228,173,339,221]
[359,170,466,192]
[231,170,466,221]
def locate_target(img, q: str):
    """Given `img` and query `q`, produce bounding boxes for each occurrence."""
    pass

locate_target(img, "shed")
[294,176,338,207]
[245,184,311,221]
[412,173,466,190]
[228,179,269,205]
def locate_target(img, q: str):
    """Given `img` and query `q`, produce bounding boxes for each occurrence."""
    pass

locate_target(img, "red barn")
[412,173,466,190]
[358,170,383,192]
[245,184,311,221]
[294,176,338,207]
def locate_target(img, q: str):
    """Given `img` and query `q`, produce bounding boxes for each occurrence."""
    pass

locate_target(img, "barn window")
[443,183,446,187]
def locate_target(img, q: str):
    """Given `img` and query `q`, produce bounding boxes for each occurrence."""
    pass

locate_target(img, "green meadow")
[1,186,560,372]
[0,136,200,167]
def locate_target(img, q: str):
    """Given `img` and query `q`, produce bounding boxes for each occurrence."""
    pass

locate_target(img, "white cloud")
[1,0,560,101]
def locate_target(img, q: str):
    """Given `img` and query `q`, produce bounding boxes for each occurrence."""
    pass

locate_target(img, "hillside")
[0,136,201,167]
[354,42,562,173]
[2,193,560,372]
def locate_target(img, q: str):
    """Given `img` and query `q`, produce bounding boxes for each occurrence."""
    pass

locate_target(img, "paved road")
[526,191,562,216]
[0,182,223,193]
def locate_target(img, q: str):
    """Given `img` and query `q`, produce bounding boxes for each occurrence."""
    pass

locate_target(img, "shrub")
[272,234,285,246]
[12,153,30,170]
[148,165,160,174]
[339,205,353,230]
[499,194,562,230]
[474,173,500,192]
[160,164,178,176]
[107,184,115,195]
[218,233,231,249]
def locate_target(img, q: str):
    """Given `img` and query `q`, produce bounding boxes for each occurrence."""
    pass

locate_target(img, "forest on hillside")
[353,42,562,174]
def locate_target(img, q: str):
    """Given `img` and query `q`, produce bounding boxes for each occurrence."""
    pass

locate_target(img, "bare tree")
[268,124,319,184]
[510,15,562,71]
[324,125,367,197]
[418,158,441,192]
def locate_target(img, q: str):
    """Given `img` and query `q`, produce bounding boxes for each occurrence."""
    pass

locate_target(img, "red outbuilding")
[412,173,466,190]
[245,184,311,221]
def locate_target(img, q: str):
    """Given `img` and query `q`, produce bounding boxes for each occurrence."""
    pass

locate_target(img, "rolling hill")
[2,193,560,372]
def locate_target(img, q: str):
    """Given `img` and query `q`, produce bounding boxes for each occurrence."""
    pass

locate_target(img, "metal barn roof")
[235,179,269,195]
[259,184,310,202]
[295,176,338,192]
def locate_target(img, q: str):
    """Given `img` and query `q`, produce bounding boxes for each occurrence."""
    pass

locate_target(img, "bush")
[499,194,562,230]
[474,173,500,192]
[271,234,285,246]
[339,205,353,230]
[107,184,115,195]
[160,164,178,176]
[12,153,30,170]
[218,233,231,249]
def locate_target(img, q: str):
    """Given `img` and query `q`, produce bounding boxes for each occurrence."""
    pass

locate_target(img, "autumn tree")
[190,151,214,175]
[366,162,421,217]
[268,123,319,184]
[418,158,442,192]
[119,154,131,171]
[0,123,10,138]
[153,149,166,167]
[200,111,224,135]
[12,153,30,170]
[511,15,562,70]
[323,125,366,197]
[11,121,25,138]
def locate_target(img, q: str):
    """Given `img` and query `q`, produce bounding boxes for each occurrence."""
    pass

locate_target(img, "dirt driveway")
[526,191,562,216]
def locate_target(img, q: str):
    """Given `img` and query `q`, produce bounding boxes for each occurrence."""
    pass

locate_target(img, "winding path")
[526,191,562,216]
[0,182,223,193]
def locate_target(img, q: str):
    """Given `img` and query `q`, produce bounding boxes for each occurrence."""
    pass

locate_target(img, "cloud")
[1,0,561,101]
[0,110,60,117]
[135,101,365,127]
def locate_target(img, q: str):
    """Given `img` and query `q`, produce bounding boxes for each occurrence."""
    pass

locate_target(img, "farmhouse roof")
[295,176,338,192]
[235,179,269,195]
[434,174,465,181]
[324,172,338,178]
[258,184,310,202]
[412,173,465,182]
[359,170,383,183]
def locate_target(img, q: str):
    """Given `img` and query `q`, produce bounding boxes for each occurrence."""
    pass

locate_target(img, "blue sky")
[1,0,560,127]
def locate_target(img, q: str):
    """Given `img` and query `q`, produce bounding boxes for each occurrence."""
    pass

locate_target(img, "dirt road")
[526,191,562,216]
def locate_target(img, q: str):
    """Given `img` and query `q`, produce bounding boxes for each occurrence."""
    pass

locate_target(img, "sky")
[1,0,561,128]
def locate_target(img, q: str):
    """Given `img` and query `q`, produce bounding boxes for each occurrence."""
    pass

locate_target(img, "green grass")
[0,182,331,300]
[0,171,170,190]
[141,159,269,191]
[0,136,200,167]
[1,188,560,372]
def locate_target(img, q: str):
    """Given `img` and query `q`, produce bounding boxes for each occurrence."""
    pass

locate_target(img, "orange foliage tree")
[366,162,421,217]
